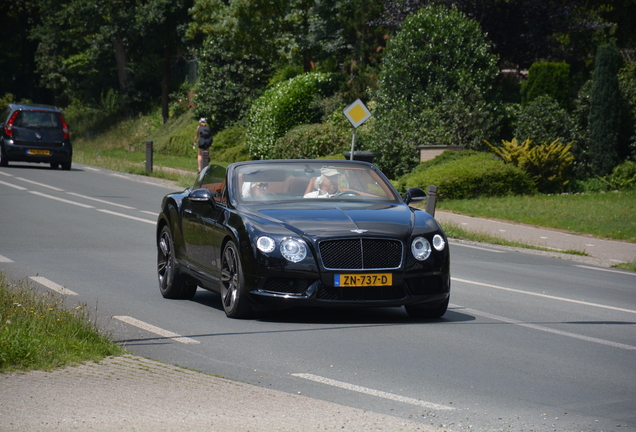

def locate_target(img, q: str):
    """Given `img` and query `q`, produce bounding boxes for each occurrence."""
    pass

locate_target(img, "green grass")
[0,272,126,372]
[437,190,636,242]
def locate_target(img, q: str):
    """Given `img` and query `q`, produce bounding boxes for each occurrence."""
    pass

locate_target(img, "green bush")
[607,160,636,189]
[370,4,500,178]
[245,72,343,159]
[486,137,575,193]
[211,123,246,151]
[156,116,199,158]
[272,123,350,159]
[395,152,536,200]
[521,61,571,109]
[215,145,251,163]
[514,95,578,146]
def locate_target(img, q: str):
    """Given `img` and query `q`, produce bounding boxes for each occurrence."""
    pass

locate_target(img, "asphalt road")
[1,162,635,431]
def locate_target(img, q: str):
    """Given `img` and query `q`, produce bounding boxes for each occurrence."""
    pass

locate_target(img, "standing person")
[193,118,212,173]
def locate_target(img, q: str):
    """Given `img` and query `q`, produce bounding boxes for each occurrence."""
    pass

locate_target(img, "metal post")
[145,141,153,173]
[349,128,356,160]
[202,149,210,168]
[426,185,438,216]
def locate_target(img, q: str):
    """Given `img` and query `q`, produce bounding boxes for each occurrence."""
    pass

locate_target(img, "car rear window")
[15,111,62,130]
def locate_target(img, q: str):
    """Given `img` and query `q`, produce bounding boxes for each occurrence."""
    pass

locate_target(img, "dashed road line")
[0,179,28,190]
[292,373,456,411]
[97,209,155,224]
[0,254,14,263]
[29,276,78,296]
[66,192,136,209]
[113,316,200,344]
[14,177,64,191]
[29,190,95,208]
[456,305,636,351]
[452,277,636,314]
[574,265,636,277]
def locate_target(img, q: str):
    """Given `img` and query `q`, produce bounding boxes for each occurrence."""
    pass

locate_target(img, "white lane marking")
[0,180,28,190]
[452,277,636,315]
[139,210,158,216]
[14,177,64,191]
[456,305,636,351]
[292,373,456,411]
[29,190,95,208]
[449,241,506,253]
[0,171,12,177]
[113,316,200,344]
[66,192,136,209]
[574,265,636,277]
[0,254,14,263]
[29,276,78,295]
[97,209,155,224]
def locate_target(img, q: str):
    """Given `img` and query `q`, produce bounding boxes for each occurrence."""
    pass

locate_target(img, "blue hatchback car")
[0,103,73,170]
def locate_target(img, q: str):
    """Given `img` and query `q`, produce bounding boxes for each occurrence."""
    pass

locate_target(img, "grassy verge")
[441,221,589,256]
[437,190,636,242]
[0,272,126,372]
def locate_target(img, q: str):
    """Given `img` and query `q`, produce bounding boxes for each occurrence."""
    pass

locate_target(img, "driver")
[303,168,341,198]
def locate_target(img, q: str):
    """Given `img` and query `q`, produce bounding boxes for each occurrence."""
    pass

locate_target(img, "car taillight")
[4,111,19,137]
[58,114,69,139]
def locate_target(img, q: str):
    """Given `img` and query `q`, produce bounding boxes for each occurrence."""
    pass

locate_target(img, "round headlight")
[432,234,446,251]
[280,238,307,263]
[411,236,431,261]
[256,236,276,253]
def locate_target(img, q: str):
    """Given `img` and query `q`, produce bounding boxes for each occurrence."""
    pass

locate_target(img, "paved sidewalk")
[434,211,636,267]
[0,355,434,432]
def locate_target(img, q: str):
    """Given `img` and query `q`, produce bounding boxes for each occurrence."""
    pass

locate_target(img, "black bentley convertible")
[156,160,450,319]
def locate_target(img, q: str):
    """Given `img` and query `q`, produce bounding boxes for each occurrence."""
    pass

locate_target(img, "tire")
[405,297,449,319]
[61,161,72,170]
[0,145,8,167]
[157,225,197,299]
[220,241,252,319]
[50,162,60,169]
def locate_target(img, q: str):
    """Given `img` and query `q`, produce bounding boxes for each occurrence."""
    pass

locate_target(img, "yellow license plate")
[334,273,392,287]
[29,149,51,155]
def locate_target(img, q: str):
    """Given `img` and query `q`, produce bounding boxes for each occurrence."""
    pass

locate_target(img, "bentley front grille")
[319,238,402,270]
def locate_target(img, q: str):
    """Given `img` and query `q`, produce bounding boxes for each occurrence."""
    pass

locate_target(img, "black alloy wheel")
[220,241,252,319]
[157,225,197,299]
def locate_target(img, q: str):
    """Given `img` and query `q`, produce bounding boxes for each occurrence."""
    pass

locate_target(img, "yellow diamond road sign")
[344,99,371,128]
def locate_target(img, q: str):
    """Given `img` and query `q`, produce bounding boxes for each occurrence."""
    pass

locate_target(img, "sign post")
[343,99,371,160]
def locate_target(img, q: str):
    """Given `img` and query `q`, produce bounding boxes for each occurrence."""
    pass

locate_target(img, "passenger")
[303,168,340,198]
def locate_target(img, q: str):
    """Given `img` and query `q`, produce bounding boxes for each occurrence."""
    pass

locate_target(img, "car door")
[181,165,227,285]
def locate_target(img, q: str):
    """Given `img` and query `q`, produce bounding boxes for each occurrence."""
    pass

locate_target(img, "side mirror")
[189,188,217,205]
[404,187,427,205]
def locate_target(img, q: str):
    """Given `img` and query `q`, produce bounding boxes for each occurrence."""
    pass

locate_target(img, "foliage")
[194,34,270,133]
[618,63,636,159]
[0,273,124,372]
[521,62,571,109]
[588,44,621,176]
[486,137,575,193]
[272,123,350,159]
[245,72,343,158]
[370,5,500,178]
[211,124,252,162]
[395,152,536,200]
[514,95,579,146]
[375,0,610,70]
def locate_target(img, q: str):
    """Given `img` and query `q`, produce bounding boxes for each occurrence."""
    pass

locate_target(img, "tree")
[588,44,621,176]
[369,5,499,178]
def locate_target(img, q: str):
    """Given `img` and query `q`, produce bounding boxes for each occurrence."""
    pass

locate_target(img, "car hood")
[247,203,416,240]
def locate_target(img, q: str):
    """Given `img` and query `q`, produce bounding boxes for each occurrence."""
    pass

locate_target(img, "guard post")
[145,140,153,173]
[202,149,210,168]
[426,185,438,216]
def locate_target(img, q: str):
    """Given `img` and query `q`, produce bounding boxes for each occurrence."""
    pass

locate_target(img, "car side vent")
[319,239,402,270]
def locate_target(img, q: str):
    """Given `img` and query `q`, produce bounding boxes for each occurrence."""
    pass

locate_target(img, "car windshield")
[233,161,400,204]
